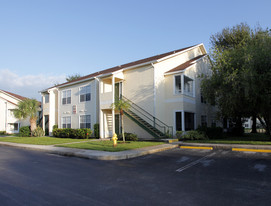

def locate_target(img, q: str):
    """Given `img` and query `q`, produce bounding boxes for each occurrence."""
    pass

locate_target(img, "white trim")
[173,74,182,95]
[0,90,24,102]
[174,110,184,133]
[157,43,205,63]
[164,54,207,76]
[58,77,95,89]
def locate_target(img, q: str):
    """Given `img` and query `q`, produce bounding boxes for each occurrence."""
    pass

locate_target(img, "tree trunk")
[251,114,257,133]
[121,114,125,142]
[30,117,37,136]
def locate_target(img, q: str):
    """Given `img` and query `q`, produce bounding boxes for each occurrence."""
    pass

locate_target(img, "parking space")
[0,146,271,206]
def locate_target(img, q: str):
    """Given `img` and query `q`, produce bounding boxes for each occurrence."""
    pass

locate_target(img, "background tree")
[66,73,81,82]
[201,23,271,136]
[111,99,131,142]
[13,99,39,135]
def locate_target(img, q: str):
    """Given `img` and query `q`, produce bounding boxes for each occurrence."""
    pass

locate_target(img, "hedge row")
[117,132,138,141]
[53,128,92,139]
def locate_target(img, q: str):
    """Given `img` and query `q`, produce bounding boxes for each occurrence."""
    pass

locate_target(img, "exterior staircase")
[122,96,173,139]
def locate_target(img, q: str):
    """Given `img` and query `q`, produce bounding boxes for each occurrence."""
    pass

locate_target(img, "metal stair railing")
[121,95,173,138]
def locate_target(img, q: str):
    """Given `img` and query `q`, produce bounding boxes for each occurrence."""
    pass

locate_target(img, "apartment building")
[41,44,217,138]
[0,90,30,133]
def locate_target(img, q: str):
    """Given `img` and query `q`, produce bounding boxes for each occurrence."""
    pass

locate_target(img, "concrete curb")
[178,142,271,150]
[0,141,178,160]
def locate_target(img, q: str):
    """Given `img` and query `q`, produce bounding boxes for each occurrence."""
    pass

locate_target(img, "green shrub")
[53,128,93,139]
[94,123,99,139]
[176,131,183,140]
[117,132,138,141]
[19,126,31,137]
[197,126,224,139]
[230,126,244,136]
[0,131,6,135]
[32,126,45,137]
[53,125,58,130]
[182,130,207,140]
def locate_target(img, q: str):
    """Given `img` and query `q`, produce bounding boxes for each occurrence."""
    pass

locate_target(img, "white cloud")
[0,69,66,100]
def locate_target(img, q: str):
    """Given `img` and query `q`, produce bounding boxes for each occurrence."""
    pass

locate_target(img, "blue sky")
[0,0,270,99]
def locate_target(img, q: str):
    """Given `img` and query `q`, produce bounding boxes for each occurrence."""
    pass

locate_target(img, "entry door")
[115,82,122,101]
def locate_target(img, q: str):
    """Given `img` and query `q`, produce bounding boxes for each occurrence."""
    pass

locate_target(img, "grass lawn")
[0,136,89,145]
[186,133,271,145]
[58,140,164,152]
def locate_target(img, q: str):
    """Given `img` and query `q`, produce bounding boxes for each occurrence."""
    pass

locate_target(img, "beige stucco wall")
[123,115,155,139]
[123,65,154,115]
[0,92,29,133]
[57,79,98,132]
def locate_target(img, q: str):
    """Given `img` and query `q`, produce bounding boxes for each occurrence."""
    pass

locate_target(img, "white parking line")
[176,152,216,172]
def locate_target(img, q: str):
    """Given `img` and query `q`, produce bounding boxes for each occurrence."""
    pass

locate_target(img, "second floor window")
[174,74,194,96]
[62,90,71,105]
[80,85,91,102]
[175,75,182,94]
[62,116,71,128]
[44,94,49,103]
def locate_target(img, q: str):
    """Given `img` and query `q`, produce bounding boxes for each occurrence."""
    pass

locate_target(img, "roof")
[165,54,206,74]
[0,90,28,101]
[51,45,197,89]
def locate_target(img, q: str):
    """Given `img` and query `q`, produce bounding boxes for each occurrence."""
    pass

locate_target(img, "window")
[175,75,182,94]
[174,75,194,96]
[183,75,194,96]
[185,112,195,131]
[201,93,206,104]
[62,90,71,105]
[45,94,49,103]
[80,115,91,129]
[62,116,71,128]
[80,85,91,102]
[201,115,207,127]
[8,109,14,117]
[176,112,182,131]
[9,123,19,131]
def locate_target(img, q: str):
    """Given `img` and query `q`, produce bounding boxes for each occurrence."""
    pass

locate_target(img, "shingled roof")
[165,54,207,74]
[53,45,196,89]
[0,90,28,101]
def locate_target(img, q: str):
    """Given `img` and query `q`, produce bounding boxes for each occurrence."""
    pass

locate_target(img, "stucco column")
[181,74,184,94]
[99,79,104,139]
[112,76,115,135]
[48,89,56,136]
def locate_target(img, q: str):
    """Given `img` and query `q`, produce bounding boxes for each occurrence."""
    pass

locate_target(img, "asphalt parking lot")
[0,146,270,206]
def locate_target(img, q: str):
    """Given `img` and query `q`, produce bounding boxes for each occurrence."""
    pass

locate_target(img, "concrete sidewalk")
[0,141,178,160]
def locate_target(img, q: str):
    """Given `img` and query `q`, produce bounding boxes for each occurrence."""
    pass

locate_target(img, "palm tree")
[111,99,131,142]
[14,99,39,135]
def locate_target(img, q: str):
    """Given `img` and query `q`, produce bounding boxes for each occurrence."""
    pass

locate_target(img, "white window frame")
[174,74,182,94]
[79,85,91,103]
[44,94,49,103]
[173,74,194,97]
[8,123,20,132]
[80,115,91,129]
[62,90,71,105]
[62,116,71,128]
